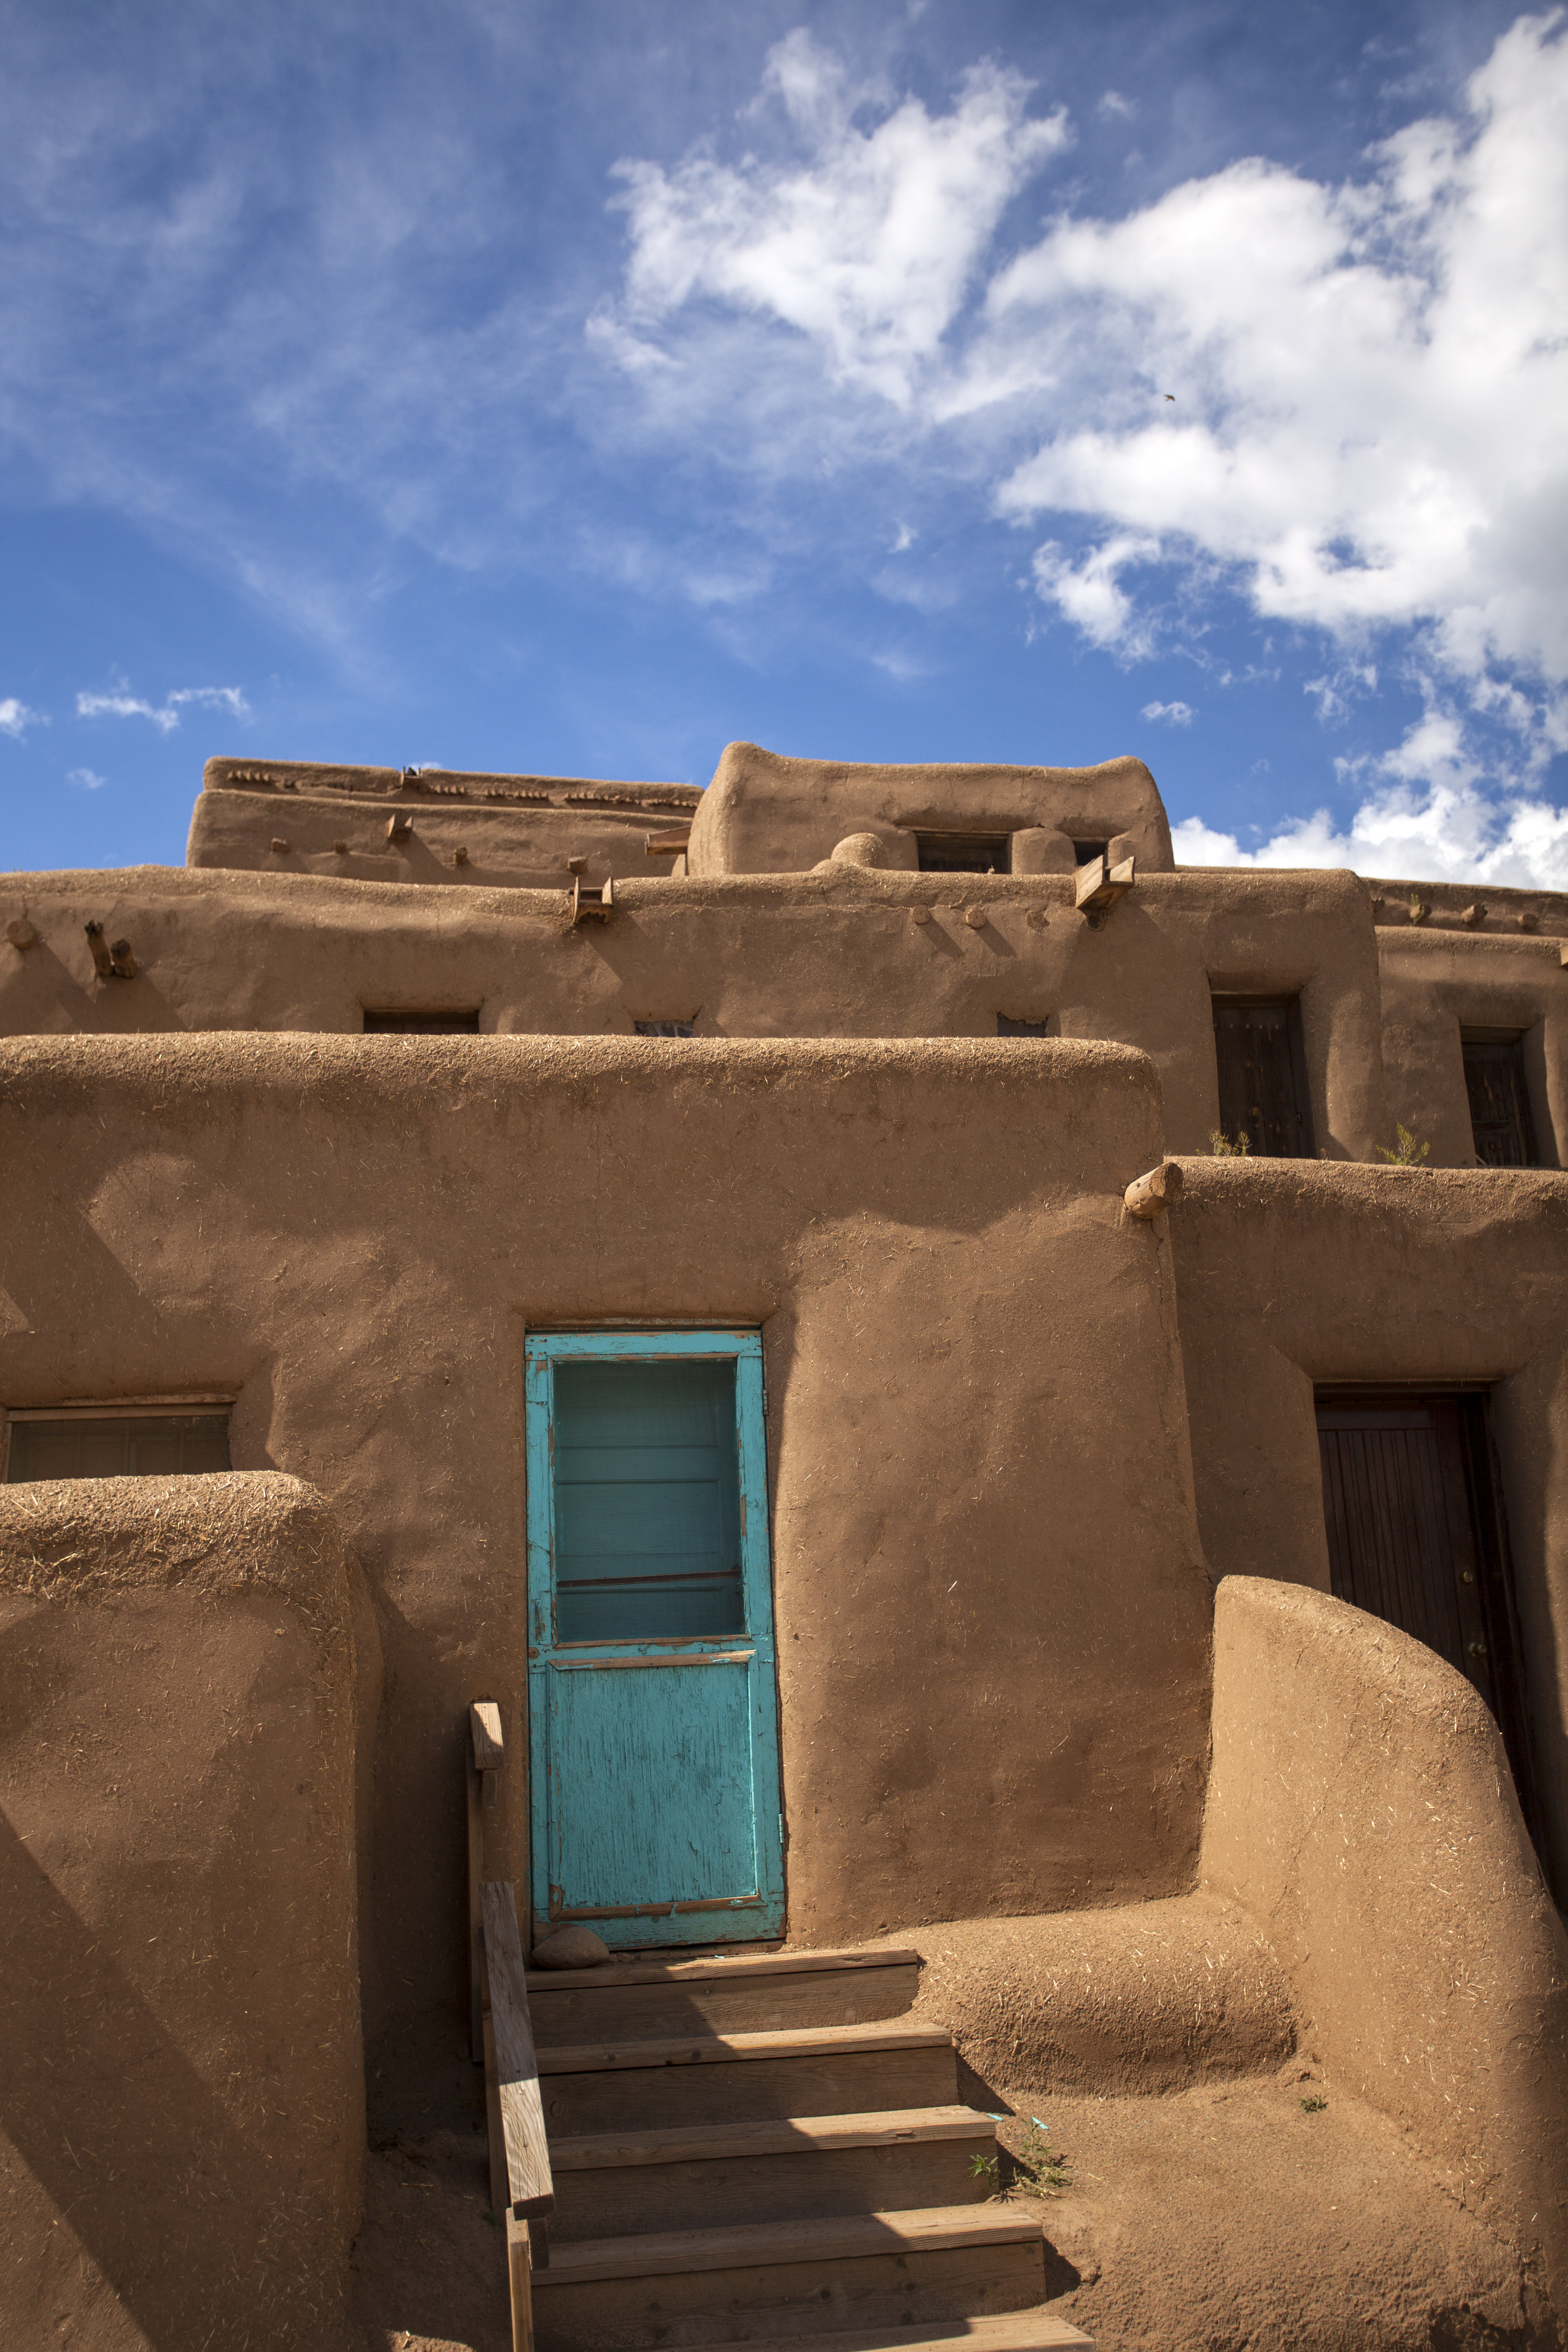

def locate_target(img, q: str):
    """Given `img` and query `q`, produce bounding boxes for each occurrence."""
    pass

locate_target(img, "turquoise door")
[525,1331,785,1950]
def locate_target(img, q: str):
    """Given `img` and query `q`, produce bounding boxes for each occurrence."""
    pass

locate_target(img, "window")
[914,832,1010,874]
[1070,838,1109,866]
[5,1409,231,1483]
[363,1008,480,1034]
[1212,996,1314,1157]
[998,1016,1052,1037]
[1461,1029,1538,1167]
[634,1020,695,1038]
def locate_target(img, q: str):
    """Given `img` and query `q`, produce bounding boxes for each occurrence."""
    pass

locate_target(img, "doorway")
[1314,1390,1539,1838]
[524,1330,785,1950]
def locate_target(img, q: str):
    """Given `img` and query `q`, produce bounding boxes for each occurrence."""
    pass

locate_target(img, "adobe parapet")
[189,741,1176,886]
[191,756,703,889]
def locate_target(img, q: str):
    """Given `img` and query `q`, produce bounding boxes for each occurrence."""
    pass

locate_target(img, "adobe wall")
[1377,926,1568,1167]
[188,759,701,890]
[0,861,1393,1156]
[1168,1158,1568,1892]
[1201,1576,1568,2332]
[0,1032,1212,2043]
[688,742,1176,875]
[0,1473,366,2351]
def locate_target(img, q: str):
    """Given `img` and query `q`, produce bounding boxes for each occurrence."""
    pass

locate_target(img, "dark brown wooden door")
[1212,998,1313,1156]
[1461,1031,1538,1166]
[1315,1392,1539,1839]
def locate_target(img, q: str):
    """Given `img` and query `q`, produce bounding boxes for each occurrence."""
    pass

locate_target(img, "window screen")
[634,1020,696,1038]
[6,1413,232,1482]
[913,833,1009,873]
[363,1008,481,1034]
[552,1359,743,1642]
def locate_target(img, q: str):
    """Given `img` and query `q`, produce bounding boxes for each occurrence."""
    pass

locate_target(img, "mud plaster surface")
[346,2023,1525,2352]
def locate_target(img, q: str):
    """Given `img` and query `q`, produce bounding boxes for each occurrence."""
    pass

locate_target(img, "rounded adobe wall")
[688,741,1175,876]
[1201,1575,1568,2330]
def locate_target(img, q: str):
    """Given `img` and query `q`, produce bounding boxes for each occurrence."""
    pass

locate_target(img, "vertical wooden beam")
[506,2213,535,2352]
[467,1700,505,2061]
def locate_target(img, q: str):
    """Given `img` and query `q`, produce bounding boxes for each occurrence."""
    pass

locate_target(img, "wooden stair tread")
[550,2105,993,2172]
[539,2020,952,2076]
[687,2316,1094,2351]
[527,1947,922,1996]
[531,2204,1045,2286]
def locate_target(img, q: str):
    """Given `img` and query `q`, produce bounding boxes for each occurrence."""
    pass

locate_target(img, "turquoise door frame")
[525,1329,785,1950]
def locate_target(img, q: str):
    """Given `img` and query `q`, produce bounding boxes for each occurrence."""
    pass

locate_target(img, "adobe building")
[1,742,1565,2352]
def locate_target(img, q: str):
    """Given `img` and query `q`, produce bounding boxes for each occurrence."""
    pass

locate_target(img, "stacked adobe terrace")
[1,740,1566,2350]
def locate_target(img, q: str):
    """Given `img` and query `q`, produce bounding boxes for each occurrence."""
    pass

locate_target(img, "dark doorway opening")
[1315,1389,1540,1849]
[1461,1029,1539,1166]
[1212,995,1314,1157]
[914,832,1010,874]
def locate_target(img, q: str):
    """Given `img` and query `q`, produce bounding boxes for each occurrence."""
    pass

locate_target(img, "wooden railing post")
[467,1700,504,2061]
[477,1872,554,2352]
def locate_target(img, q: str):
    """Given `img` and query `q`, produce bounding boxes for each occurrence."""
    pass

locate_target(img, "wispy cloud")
[66,766,107,790]
[0,698,49,739]
[75,683,250,733]
[1141,699,1194,725]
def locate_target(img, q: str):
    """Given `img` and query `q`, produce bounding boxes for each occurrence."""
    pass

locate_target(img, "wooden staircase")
[523,1945,1093,2352]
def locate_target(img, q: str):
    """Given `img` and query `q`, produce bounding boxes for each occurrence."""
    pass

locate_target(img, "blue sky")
[3,0,1565,882]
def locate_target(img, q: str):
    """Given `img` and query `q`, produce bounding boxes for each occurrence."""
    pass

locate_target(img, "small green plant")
[969,2151,1000,2190]
[1377,1122,1431,1167]
[1408,893,1430,925]
[1299,2094,1328,2114]
[1210,1128,1252,1158]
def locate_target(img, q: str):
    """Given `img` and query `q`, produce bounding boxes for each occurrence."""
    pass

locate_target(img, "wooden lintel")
[645,827,691,856]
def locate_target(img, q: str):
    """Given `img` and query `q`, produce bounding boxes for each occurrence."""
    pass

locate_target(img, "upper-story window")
[1070,839,1110,866]
[1212,995,1315,1157]
[363,1008,481,1033]
[998,1016,1052,1037]
[5,1408,232,1482]
[1462,1029,1539,1167]
[634,1021,695,1038]
[914,832,1010,874]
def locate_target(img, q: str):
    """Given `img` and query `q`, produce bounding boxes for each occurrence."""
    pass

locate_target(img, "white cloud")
[0,698,48,739]
[1173,703,1568,886]
[1098,90,1135,121]
[66,766,107,790]
[1141,698,1194,724]
[992,13,1568,701]
[1032,533,1160,654]
[76,683,250,732]
[603,30,1070,407]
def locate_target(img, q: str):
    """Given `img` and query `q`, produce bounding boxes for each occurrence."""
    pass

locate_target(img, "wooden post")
[1123,1161,1184,1220]
[506,2213,535,2352]
[467,1700,504,2061]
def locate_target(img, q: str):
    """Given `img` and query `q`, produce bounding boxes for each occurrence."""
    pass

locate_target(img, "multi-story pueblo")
[3,742,1565,2352]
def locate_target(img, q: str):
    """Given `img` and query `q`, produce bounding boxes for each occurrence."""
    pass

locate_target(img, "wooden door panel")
[526,1331,785,1950]
[1212,999,1312,1157]
[546,1655,764,1915]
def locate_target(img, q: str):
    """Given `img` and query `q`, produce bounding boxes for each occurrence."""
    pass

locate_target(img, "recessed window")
[1071,839,1110,866]
[914,832,1010,874]
[1212,995,1315,1158]
[634,1020,696,1038]
[5,1409,232,1483]
[998,1016,1052,1037]
[363,1008,481,1034]
[1461,1029,1538,1167]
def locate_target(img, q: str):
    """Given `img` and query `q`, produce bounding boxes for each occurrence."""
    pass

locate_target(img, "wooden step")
[692,2317,1095,2352]
[549,2106,996,2240]
[540,2023,957,2136]
[530,2205,1048,2352]
[528,1948,923,2047]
